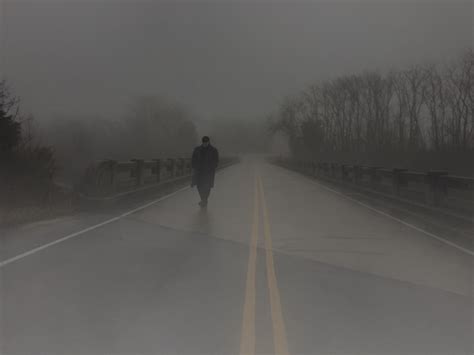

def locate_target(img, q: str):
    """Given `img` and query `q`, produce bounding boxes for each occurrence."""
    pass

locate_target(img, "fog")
[1,2,474,354]
[2,0,472,121]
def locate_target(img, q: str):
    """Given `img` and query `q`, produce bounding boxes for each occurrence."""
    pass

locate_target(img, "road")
[1,156,473,355]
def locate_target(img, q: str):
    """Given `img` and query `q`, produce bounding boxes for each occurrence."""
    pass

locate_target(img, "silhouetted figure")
[191,136,219,207]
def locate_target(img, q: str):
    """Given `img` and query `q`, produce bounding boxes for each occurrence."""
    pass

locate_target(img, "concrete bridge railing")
[275,157,474,217]
[79,157,238,198]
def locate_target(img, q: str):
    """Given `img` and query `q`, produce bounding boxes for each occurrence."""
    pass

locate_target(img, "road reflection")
[191,207,213,236]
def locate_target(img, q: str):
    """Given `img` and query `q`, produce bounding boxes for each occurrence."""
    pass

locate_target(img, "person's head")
[201,136,210,147]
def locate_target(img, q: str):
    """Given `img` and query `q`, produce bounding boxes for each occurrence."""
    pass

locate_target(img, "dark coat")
[191,145,219,188]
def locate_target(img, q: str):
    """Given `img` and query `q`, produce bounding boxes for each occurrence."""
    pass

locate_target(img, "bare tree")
[270,51,473,172]
[444,51,473,150]
[0,80,21,153]
[425,65,448,150]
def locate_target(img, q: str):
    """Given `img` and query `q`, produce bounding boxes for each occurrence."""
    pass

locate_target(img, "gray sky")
[1,0,472,121]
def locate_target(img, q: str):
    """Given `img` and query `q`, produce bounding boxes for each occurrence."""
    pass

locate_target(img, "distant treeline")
[43,96,198,182]
[1,84,202,222]
[2,76,270,197]
[2,77,266,219]
[269,50,474,175]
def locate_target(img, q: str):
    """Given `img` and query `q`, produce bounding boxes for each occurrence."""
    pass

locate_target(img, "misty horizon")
[1,0,472,122]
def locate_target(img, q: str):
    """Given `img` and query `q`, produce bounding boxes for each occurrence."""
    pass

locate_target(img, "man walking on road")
[191,136,219,208]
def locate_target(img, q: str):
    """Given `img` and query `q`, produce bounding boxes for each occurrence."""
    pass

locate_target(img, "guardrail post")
[175,158,181,176]
[427,171,448,206]
[176,158,181,176]
[131,159,144,186]
[348,165,356,183]
[166,158,175,178]
[341,165,349,181]
[369,167,381,188]
[392,168,408,195]
[153,159,161,183]
[185,158,192,175]
[179,158,186,176]
[321,162,328,176]
[109,160,117,192]
[353,165,361,184]
[96,159,117,193]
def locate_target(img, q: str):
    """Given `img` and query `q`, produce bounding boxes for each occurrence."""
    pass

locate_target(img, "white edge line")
[0,186,191,268]
[0,165,238,269]
[304,175,474,257]
[78,175,192,201]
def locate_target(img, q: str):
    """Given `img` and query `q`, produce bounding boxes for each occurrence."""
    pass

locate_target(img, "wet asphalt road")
[1,157,473,355]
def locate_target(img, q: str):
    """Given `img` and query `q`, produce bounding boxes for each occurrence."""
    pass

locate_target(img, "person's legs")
[203,186,211,205]
[197,185,205,202]
[197,184,211,206]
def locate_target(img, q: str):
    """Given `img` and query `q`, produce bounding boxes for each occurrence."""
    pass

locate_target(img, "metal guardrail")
[79,157,238,197]
[274,157,474,217]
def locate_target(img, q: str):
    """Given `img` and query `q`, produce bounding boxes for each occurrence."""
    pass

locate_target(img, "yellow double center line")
[240,175,259,354]
[240,175,289,355]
